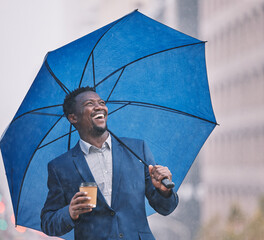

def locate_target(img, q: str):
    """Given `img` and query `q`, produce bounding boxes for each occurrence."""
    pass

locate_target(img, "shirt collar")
[79,134,111,155]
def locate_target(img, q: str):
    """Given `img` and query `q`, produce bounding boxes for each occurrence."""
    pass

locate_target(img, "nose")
[94,102,102,109]
[93,102,108,113]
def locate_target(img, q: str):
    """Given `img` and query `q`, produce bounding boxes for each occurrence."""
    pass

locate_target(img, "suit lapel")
[72,143,95,183]
[71,143,109,207]
[111,137,124,207]
[71,138,124,209]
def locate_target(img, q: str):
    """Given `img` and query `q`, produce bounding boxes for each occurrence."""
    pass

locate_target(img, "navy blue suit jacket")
[41,137,178,240]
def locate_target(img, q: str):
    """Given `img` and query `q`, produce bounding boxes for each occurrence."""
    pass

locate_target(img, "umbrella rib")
[68,124,73,150]
[92,52,96,90]
[78,11,134,88]
[25,112,62,117]
[107,128,148,167]
[12,105,63,123]
[15,114,64,224]
[95,41,205,88]
[106,67,125,102]
[107,128,175,189]
[79,53,92,88]
[108,101,177,116]
[108,102,131,116]
[108,100,218,125]
[38,129,77,150]
[45,60,70,94]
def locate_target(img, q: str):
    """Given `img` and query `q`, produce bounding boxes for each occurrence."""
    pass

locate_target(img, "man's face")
[71,91,108,135]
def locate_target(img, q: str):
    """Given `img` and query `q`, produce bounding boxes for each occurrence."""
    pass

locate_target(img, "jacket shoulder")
[48,143,79,167]
[119,136,144,145]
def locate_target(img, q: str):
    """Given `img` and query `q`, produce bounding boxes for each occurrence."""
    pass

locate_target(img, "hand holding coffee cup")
[69,182,98,220]
[79,182,98,208]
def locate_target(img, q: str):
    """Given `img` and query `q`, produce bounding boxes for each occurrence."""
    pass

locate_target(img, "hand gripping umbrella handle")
[108,129,175,189]
[161,178,175,189]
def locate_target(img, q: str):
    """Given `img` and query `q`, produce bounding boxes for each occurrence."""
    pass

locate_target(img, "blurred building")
[199,0,264,223]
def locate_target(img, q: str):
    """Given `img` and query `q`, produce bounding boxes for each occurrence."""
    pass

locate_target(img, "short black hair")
[63,86,95,118]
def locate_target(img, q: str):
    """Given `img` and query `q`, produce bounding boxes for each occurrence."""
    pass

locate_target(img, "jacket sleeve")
[143,141,179,216]
[40,162,75,236]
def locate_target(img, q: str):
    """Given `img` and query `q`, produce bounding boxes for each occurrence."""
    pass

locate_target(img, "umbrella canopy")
[0,10,217,238]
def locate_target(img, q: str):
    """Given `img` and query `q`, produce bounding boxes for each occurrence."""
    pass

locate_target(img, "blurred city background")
[0,0,264,239]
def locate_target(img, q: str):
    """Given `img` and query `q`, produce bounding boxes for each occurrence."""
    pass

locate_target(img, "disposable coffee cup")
[79,182,97,208]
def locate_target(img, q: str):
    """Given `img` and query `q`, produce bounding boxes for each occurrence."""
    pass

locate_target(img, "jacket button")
[110,211,115,216]
[119,233,124,238]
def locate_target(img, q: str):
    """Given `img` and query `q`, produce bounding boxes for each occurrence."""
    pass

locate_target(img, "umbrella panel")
[96,44,215,124]
[17,129,79,240]
[46,11,201,92]
[0,112,64,217]
[107,104,215,191]
[13,64,65,120]
[46,16,124,90]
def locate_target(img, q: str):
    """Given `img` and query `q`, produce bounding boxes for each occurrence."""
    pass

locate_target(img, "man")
[41,86,178,240]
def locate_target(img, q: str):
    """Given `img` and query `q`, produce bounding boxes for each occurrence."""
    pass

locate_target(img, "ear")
[67,113,78,125]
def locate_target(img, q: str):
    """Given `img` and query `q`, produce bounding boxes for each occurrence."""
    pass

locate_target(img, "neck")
[80,130,109,148]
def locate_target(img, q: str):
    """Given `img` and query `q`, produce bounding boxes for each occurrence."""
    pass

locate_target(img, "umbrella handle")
[108,129,175,189]
[161,178,175,189]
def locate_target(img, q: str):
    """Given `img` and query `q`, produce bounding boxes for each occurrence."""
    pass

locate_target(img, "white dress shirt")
[79,135,112,206]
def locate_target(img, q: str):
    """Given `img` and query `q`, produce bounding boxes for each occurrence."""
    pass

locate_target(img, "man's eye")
[100,101,106,105]
[86,102,93,105]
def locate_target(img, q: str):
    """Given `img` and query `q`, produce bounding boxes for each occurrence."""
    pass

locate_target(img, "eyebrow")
[81,98,104,104]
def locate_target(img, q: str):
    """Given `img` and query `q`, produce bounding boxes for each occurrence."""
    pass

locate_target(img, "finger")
[73,191,88,199]
[151,165,163,178]
[157,174,168,181]
[72,202,94,210]
[71,206,93,217]
[162,168,172,180]
[153,166,172,180]
[150,165,161,176]
[149,165,153,175]
[156,168,171,177]
[149,165,158,180]
[71,196,90,206]
[72,196,90,203]
[81,208,93,214]
[78,207,93,214]
[72,197,91,206]
[157,173,172,182]
[153,165,168,172]
[71,203,94,214]
[150,166,161,182]
[151,165,163,175]
[154,175,168,183]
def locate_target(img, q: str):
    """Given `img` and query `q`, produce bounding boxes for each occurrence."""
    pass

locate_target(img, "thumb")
[149,165,153,175]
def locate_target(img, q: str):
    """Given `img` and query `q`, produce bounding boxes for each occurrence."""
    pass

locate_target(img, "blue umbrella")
[0,10,217,239]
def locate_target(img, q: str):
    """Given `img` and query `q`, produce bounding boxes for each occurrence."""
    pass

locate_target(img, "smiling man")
[67,89,109,147]
[41,86,179,240]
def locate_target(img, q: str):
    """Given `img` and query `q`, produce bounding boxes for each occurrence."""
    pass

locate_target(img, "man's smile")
[91,111,107,121]
[93,113,104,119]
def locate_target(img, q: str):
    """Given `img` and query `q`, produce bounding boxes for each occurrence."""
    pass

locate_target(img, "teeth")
[93,113,104,119]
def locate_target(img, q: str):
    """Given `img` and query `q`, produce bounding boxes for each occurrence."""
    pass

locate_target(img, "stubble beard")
[92,122,107,136]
